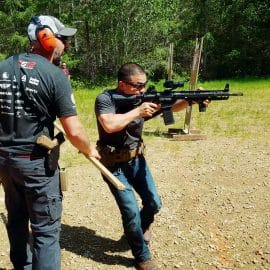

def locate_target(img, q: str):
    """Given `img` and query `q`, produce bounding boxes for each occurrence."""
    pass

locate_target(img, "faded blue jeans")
[104,155,162,263]
[0,153,62,270]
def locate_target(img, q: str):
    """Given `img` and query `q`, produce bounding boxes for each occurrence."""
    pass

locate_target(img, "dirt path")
[1,135,270,270]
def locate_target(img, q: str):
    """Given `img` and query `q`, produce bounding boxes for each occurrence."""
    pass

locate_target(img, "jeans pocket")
[30,195,62,233]
[48,196,62,224]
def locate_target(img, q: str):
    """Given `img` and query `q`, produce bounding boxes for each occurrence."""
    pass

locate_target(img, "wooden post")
[167,37,207,141]
[183,37,204,134]
[167,43,174,80]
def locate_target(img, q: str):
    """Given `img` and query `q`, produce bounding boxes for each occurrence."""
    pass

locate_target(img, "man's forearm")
[98,107,141,133]
[59,115,93,156]
[172,99,189,112]
[67,129,93,155]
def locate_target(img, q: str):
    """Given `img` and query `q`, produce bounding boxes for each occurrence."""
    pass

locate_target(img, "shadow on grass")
[143,130,168,137]
[60,224,133,267]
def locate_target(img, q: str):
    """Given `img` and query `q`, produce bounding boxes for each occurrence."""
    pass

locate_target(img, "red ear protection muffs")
[31,16,57,52]
[37,28,57,51]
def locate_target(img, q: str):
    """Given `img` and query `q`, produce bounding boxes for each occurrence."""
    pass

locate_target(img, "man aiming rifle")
[94,62,211,270]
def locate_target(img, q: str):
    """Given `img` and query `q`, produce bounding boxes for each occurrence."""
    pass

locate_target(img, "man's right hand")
[138,102,160,117]
[85,145,101,160]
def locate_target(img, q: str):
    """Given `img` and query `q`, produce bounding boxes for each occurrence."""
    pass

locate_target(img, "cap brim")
[58,28,77,37]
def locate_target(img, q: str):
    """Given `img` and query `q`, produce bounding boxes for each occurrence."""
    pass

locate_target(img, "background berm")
[0,130,269,270]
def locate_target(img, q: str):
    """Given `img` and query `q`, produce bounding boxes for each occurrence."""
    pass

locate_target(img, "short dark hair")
[117,63,145,82]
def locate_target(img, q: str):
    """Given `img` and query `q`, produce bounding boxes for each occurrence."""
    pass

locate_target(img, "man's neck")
[30,48,53,63]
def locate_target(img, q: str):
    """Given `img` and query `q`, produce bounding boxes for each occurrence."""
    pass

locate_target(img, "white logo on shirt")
[21,75,27,82]
[71,93,76,105]
[2,72,9,79]
[0,83,11,89]
[29,77,40,86]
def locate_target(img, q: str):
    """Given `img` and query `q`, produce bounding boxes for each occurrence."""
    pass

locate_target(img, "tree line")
[0,0,269,81]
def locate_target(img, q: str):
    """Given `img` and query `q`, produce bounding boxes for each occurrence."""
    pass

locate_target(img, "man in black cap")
[0,15,100,270]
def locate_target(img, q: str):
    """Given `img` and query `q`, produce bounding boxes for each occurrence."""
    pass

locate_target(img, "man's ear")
[118,81,125,88]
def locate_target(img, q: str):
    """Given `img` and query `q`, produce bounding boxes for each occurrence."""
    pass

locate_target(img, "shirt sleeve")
[95,91,115,116]
[54,71,77,117]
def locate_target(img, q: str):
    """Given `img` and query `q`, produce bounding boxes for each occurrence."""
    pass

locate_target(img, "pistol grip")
[199,102,207,112]
[162,106,174,125]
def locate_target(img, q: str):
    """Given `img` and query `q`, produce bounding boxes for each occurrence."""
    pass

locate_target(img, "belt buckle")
[113,149,125,161]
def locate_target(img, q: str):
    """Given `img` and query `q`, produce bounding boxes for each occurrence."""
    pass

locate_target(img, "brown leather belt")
[97,143,145,167]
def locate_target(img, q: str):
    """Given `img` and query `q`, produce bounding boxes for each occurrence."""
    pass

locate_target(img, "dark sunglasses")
[124,80,148,89]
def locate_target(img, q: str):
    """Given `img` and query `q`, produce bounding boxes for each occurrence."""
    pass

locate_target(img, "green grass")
[194,77,270,138]
[72,77,270,139]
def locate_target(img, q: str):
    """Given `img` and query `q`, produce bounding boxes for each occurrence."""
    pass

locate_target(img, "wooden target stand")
[165,38,207,141]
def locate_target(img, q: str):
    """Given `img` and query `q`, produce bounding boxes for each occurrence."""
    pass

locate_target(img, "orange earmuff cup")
[37,28,57,52]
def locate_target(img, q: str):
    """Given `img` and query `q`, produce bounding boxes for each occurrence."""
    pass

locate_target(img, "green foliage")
[135,47,169,81]
[9,33,29,54]
[0,53,7,61]
[72,0,181,78]
[0,0,269,79]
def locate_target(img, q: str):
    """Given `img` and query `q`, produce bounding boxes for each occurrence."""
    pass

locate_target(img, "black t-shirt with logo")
[95,89,144,150]
[0,53,77,154]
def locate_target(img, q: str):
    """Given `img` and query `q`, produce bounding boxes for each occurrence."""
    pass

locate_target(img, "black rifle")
[112,80,243,125]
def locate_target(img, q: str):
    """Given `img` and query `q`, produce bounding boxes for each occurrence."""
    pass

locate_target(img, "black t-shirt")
[0,53,77,154]
[95,89,144,149]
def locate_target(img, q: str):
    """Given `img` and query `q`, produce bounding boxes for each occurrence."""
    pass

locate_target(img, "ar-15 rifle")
[112,80,243,125]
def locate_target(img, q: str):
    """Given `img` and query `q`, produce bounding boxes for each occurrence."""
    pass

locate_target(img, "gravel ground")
[1,134,270,270]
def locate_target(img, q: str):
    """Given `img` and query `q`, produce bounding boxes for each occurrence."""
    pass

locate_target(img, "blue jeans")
[0,154,62,270]
[104,155,162,263]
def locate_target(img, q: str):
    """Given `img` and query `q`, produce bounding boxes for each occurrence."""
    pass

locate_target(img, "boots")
[136,259,159,270]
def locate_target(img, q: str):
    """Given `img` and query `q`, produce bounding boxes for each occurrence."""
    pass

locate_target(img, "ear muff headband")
[31,16,57,52]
